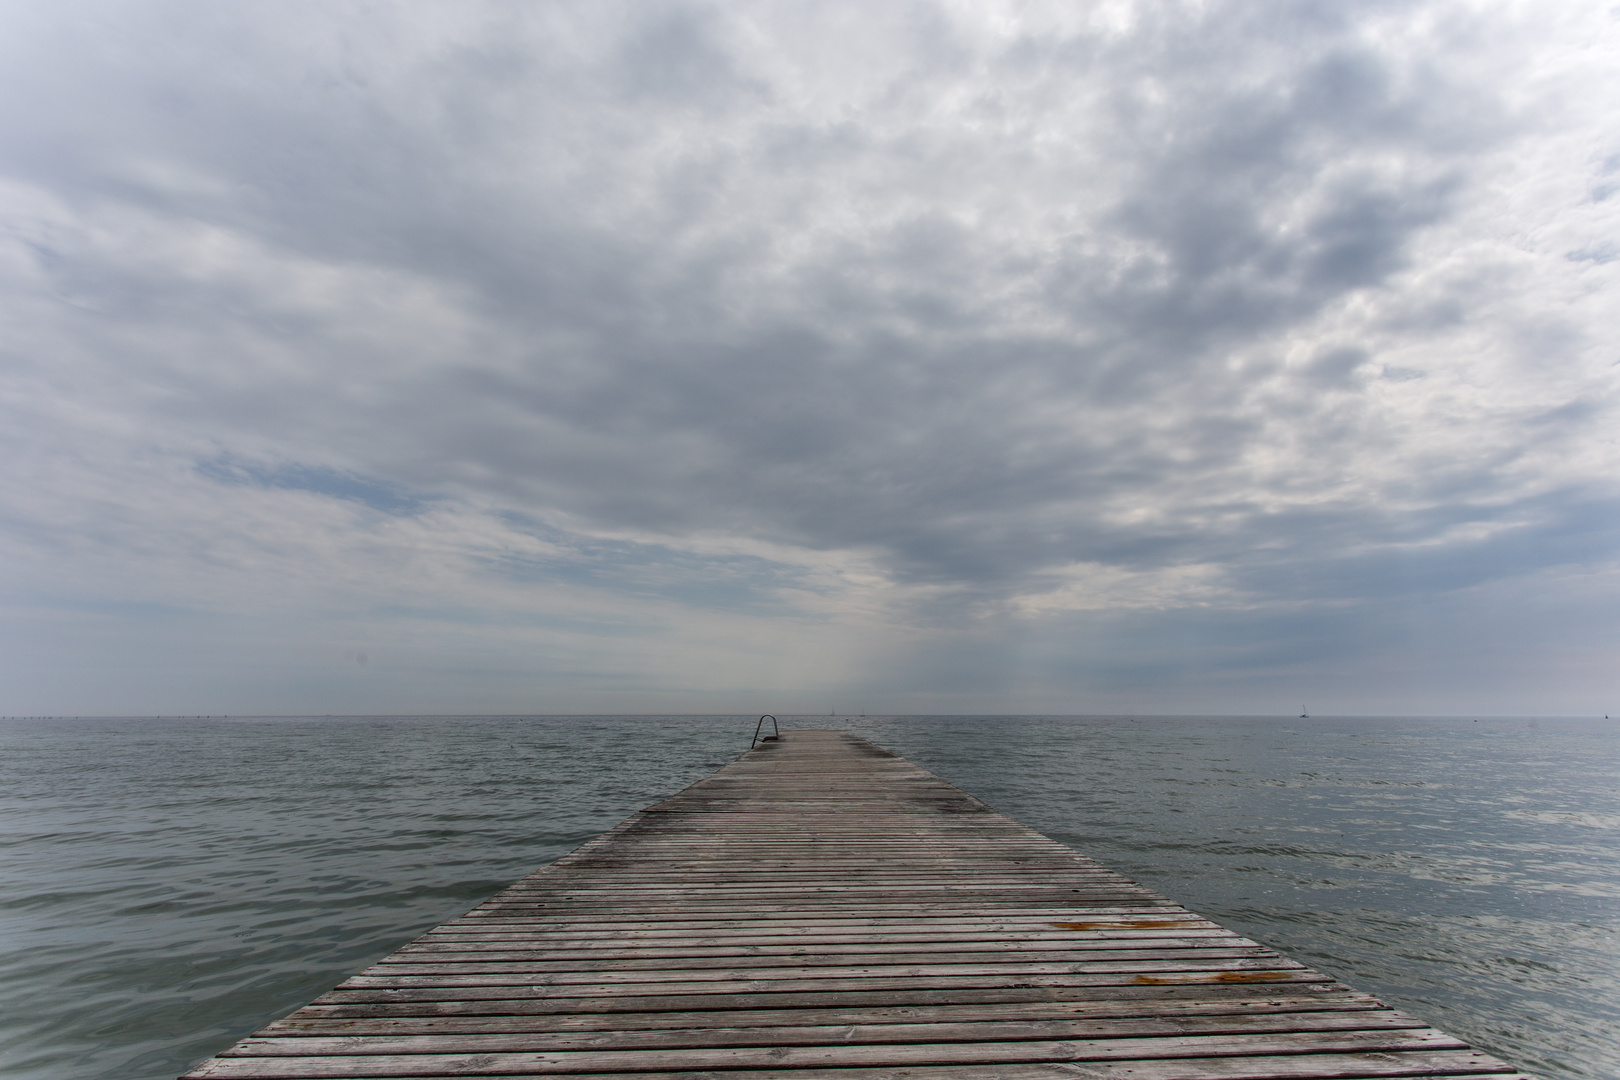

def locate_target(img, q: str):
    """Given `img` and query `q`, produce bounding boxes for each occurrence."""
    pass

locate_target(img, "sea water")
[0,715,1614,1080]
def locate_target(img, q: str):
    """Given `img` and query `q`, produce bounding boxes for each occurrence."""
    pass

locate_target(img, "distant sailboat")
[1300,706,1310,718]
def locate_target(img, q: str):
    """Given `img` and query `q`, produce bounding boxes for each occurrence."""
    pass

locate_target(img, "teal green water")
[1,715,1615,1080]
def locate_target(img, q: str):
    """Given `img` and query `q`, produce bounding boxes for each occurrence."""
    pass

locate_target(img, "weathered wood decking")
[183,729,1527,1079]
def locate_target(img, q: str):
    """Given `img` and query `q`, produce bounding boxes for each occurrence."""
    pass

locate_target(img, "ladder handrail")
[750,714,779,748]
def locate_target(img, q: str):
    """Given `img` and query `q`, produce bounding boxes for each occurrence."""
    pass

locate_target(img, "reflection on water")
[1,714,1614,1080]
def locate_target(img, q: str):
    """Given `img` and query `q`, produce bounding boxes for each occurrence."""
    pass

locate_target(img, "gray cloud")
[1,0,1616,713]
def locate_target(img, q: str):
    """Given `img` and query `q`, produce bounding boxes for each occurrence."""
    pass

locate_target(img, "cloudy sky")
[1,1,1615,716]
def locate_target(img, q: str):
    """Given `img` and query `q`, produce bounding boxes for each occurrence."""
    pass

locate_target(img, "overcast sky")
[1,1,1616,716]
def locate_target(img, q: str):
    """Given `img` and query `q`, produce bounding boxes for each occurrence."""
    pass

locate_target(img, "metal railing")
[750,714,779,748]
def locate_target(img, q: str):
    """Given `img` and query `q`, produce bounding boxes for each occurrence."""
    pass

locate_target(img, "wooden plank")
[336,964,1319,993]
[180,729,1527,1080]
[207,1057,1521,1080]
[418,923,1226,940]
[396,934,1250,955]
[234,1011,1433,1052]
[266,996,1388,1034]
[364,952,1276,977]
[430,913,1205,932]
[306,982,1360,1013]
[187,1028,1472,1076]
[315,971,1337,1002]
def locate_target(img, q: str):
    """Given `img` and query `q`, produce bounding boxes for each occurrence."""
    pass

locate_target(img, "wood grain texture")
[180,729,1526,1079]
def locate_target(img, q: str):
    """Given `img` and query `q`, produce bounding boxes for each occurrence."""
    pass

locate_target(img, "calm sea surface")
[1,715,1615,1080]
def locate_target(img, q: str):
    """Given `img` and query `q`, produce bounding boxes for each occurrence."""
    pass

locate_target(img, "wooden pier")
[183,729,1528,1079]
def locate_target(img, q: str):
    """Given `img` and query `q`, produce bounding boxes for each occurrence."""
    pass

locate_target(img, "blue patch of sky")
[369,604,648,636]
[1242,489,1620,602]
[21,597,200,620]
[197,456,427,515]
[492,512,809,614]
